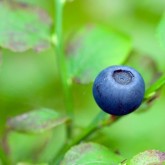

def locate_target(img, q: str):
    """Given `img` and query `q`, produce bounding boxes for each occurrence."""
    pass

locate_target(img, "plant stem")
[1,130,11,165]
[0,148,10,165]
[51,111,121,164]
[54,0,73,138]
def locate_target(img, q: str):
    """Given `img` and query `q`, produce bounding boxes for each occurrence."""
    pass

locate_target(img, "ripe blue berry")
[92,65,145,116]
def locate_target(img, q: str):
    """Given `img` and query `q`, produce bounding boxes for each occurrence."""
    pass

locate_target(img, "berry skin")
[92,65,145,116]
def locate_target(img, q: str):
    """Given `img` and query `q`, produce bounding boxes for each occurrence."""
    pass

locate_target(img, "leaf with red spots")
[61,142,124,165]
[66,25,132,84]
[129,150,165,165]
[7,108,69,133]
[0,2,52,52]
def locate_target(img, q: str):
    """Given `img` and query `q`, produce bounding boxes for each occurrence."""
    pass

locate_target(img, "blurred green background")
[0,0,165,164]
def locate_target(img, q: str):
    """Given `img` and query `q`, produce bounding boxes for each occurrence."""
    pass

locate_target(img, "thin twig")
[51,112,121,164]
[54,0,74,138]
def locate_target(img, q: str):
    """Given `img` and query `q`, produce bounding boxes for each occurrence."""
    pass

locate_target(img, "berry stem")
[53,0,74,138]
[51,112,121,164]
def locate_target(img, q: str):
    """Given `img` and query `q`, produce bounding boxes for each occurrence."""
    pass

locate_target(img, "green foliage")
[0,2,52,52]
[7,108,68,133]
[0,0,165,165]
[128,150,165,165]
[61,142,123,164]
[67,25,132,83]
[145,74,165,99]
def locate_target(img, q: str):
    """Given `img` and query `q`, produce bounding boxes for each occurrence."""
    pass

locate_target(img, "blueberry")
[92,65,145,116]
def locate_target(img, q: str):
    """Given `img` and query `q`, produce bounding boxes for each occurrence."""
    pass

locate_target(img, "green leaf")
[128,150,165,165]
[0,2,52,52]
[157,13,165,53]
[66,25,132,84]
[7,108,69,133]
[145,74,165,99]
[61,142,124,165]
